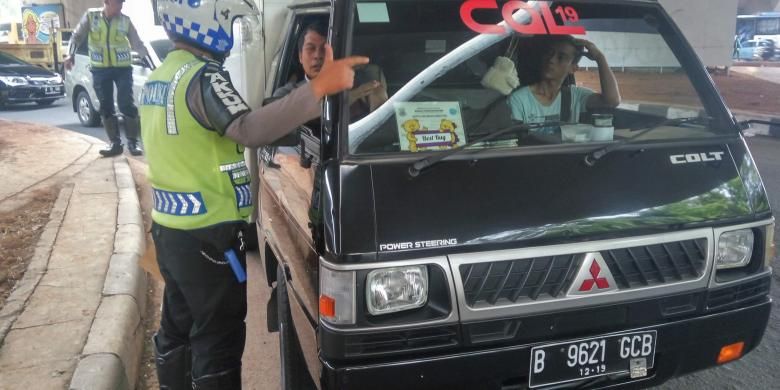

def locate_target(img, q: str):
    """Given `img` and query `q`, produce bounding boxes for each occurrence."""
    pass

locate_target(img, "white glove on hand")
[480,56,520,96]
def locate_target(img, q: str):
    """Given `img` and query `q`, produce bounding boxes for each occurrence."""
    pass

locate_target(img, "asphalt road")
[2,101,779,389]
[658,135,780,390]
[0,99,108,142]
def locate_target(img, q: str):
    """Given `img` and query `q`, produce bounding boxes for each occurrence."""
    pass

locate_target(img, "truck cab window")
[347,0,724,156]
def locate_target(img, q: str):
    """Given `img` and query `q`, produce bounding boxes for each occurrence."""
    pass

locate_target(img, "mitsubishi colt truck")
[252,1,775,389]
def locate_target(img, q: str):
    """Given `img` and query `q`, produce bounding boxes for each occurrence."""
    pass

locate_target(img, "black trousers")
[91,66,137,118]
[151,222,248,379]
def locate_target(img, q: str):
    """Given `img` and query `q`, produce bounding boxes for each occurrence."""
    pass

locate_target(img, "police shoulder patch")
[200,64,249,135]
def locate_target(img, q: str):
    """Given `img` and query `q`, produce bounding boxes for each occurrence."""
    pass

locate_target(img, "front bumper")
[0,84,65,103]
[321,297,771,390]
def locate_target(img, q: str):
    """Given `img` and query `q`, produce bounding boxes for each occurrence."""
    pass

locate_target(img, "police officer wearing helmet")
[66,0,147,157]
[142,0,367,388]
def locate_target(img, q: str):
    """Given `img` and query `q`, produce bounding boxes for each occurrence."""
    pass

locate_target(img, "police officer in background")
[142,0,367,388]
[66,0,147,157]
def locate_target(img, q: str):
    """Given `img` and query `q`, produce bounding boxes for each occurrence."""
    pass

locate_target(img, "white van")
[63,26,172,126]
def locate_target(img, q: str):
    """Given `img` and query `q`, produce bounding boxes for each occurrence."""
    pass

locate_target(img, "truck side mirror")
[738,118,780,137]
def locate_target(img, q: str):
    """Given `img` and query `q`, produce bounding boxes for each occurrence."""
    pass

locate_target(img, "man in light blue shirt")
[508,36,620,133]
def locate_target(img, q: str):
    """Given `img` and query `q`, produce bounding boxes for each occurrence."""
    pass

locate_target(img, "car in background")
[755,39,776,60]
[0,50,65,107]
[735,39,760,60]
[734,39,777,61]
[63,26,172,126]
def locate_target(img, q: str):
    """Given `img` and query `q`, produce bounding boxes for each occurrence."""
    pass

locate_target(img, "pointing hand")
[310,44,370,99]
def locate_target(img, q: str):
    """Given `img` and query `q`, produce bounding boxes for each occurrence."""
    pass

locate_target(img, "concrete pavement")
[731,65,780,84]
[730,65,780,137]
[0,119,146,390]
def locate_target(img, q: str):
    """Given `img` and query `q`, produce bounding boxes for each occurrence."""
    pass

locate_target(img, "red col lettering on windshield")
[460,0,586,35]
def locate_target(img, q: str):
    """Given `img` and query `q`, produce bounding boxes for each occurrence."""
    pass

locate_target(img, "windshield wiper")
[583,116,711,167]
[408,121,558,177]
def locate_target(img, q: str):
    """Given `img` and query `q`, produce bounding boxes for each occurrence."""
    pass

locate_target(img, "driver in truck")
[273,20,388,121]
[503,35,621,131]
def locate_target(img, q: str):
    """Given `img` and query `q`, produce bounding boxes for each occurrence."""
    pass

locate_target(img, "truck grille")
[459,238,707,308]
[603,238,707,289]
[460,255,578,307]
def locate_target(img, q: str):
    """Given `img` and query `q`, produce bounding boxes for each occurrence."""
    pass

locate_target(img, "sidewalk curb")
[70,157,148,390]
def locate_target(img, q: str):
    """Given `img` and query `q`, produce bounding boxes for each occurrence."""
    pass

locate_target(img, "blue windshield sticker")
[357,3,390,23]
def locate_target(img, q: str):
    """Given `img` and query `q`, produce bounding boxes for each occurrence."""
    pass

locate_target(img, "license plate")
[529,330,656,388]
[43,86,59,95]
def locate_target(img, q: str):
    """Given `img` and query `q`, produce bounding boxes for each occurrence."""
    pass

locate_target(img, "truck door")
[258,7,331,381]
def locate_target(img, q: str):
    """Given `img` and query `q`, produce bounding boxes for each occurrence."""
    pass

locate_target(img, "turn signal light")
[319,295,336,318]
[717,342,744,364]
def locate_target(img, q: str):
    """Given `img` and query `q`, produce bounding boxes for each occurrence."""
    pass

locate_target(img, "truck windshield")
[346,0,731,156]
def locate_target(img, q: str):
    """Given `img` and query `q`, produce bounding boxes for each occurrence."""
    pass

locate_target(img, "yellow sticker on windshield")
[394,102,466,152]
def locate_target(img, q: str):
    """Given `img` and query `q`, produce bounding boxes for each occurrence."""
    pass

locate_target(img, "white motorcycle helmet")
[158,0,258,56]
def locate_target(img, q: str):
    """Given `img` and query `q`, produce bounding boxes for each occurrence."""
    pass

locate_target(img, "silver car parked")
[63,27,172,126]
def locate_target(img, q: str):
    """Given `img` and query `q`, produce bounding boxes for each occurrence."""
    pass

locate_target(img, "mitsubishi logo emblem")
[567,252,618,296]
[579,261,609,291]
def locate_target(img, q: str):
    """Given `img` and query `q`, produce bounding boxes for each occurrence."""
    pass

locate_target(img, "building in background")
[660,0,739,68]
[739,0,780,14]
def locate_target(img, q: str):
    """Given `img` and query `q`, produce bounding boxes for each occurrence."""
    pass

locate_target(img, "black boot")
[125,116,143,156]
[154,334,192,390]
[192,367,242,390]
[99,142,123,157]
[99,116,123,157]
[128,140,143,156]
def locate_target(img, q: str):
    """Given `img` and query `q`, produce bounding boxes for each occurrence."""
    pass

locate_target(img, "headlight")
[52,74,63,84]
[716,229,754,269]
[0,76,28,86]
[366,265,428,315]
[319,266,355,325]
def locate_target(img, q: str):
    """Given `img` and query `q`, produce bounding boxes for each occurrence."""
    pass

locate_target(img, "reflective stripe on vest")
[87,9,132,68]
[153,189,207,216]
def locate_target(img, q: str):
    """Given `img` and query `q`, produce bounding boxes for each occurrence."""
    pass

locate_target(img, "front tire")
[277,265,314,390]
[76,90,100,127]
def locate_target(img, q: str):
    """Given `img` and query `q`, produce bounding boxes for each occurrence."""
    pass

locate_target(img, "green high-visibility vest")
[140,50,252,230]
[86,9,132,68]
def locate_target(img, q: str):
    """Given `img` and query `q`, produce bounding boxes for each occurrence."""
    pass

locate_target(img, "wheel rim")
[78,95,91,122]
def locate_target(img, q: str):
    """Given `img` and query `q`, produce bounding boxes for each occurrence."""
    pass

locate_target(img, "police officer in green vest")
[66,0,147,156]
[143,0,367,388]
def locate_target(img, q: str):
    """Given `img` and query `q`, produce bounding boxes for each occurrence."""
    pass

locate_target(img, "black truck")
[256,1,775,388]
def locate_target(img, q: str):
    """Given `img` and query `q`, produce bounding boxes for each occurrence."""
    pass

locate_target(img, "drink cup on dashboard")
[591,113,614,141]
